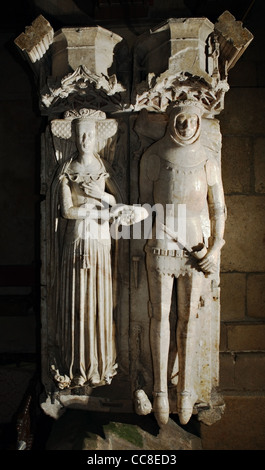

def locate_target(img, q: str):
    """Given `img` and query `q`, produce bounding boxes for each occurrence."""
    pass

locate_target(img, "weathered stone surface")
[51,26,123,79]
[221,196,265,272]
[234,353,265,391]
[220,352,265,391]
[247,273,265,319]
[227,323,265,351]
[220,273,246,321]
[46,410,202,450]
[221,136,252,194]
[133,17,215,85]
[14,15,54,63]
[132,16,232,114]
[219,88,265,135]
[200,395,265,450]
[219,322,228,352]
[219,352,235,389]
[214,10,253,71]
[254,137,265,193]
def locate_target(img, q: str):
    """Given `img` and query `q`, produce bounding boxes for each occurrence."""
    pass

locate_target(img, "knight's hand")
[198,247,220,274]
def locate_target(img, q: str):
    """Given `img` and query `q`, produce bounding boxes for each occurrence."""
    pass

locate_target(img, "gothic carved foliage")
[41,65,128,114]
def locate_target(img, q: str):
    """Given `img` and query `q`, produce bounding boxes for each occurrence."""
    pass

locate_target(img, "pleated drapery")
[57,227,117,387]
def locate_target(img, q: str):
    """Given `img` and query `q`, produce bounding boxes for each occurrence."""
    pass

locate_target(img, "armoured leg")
[176,273,203,424]
[147,269,174,427]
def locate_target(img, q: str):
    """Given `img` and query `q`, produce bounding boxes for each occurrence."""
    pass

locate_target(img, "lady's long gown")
[55,157,117,387]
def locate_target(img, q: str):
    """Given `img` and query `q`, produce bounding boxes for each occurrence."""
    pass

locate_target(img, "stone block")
[234,353,265,391]
[220,273,246,321]
[227,323,265,351]
[133,17,215,85]
[221,196,265,272]
[220,352,265,392]
[219,88,265,136]
[214,10,253,71]
[247,273,265,319]
[221,136,252,194]
[254,137,265,193]
[169,18,215,80]
[219,352,235,389]
[52,26,123,79]
[200,395,265,449]
[14,15,54,63]
[219,322,227,351]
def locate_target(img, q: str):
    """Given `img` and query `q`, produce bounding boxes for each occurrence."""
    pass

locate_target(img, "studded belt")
[147,247,189,258]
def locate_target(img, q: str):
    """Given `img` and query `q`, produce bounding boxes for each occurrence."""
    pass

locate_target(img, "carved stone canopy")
[132,12,253,115]
[14,12,253,117]
[51,26,124,79]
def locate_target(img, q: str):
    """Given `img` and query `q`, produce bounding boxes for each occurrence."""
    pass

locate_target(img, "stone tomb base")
[45,410,202,450]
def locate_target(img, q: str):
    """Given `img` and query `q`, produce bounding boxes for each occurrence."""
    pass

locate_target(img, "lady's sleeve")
[59,175,87,219]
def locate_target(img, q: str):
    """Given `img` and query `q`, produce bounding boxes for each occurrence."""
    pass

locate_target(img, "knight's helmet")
[167,99,204,146]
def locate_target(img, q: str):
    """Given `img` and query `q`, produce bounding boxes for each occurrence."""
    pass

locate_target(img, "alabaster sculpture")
[46,109,147,393]
[139,100,225,426]
[51,112,118,388]
[14,12,253,427]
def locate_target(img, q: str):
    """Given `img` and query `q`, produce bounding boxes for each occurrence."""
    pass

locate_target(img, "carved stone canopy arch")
[132,12,253,115]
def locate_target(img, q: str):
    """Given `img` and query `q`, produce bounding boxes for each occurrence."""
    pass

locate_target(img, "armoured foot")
[152,392,169,427]
[178,391,193,425]
[134,389,152,416]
